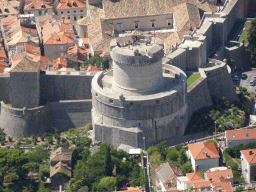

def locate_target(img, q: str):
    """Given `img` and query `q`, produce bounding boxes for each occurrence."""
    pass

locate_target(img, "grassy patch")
[187,73,201,87]
[238,22,251,44]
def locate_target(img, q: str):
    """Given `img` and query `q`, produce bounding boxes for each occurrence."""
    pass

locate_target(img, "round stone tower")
[91,36,188,149]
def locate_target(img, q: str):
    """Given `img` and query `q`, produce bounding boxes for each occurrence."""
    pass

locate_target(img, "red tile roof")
[44,33,73,45]
[68,44,87,56]
[24,0,52,10]
[205,168,233,182]
[25,43,40,55]
[226,129,256,141]
[241,148,256,164]
[21,27,38,35]
[82,38,89,45]
[33,55,49,63]
[193,180,211,189]
[57,0,86,10]
[87,65,100,72]
[212,180,232,192]
[0,50,7,59]
[0,60,9,73]
[53,57,67,70]
[188,142,220,160]
[186,172,203,181]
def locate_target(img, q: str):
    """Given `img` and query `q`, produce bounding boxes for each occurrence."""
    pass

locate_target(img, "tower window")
[135,23,138,29]
[152,21,155,27]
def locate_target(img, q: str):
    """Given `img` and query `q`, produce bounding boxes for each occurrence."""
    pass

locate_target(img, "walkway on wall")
[227,19,247,41]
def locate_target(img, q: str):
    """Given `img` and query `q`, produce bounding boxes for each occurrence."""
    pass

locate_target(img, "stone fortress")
[0,0,254,148]
[92,37,187,148]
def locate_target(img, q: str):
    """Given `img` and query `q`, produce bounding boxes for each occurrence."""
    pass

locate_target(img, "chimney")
[62,16,65,24]
[249,150,253,155]
[114,186,117,192]
[59,185,62,192]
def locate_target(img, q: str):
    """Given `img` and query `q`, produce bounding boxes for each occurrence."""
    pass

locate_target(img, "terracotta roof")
[21,27,38,35]
[44,33,73,45]
[205,169,233,182]
[241,148,256,164]
[10,57,40,72]
[8,0,20,8]
[24,0,52,10]
[242,190,256,192]
[68,44,87,56]
[0,60,9,73]
[87,65,100,72]
[25,43,40,55]
[57,0,86,10]
[117,188,142,192]
[0,0,19,16]
[0,50,7,59]
[226,129,256,141]
[186,172,203,181]
[52,57,67,70]
[194,180,211,189]
[188,142,220,160]
[82,38,89,45]
[33,55,49,63]
[103,0,197,20]
[50,161,71,177]
[212,180,232,192]
[50,147,72,162]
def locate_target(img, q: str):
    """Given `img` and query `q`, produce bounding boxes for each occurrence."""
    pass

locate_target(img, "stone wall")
[0,75,11,104]
[40,73,94,104]
[187,70,212,118]
[48,100,92,132]
[203,59,237,102]
[44,43,73,60]
[225,41,251,68]
[0,102,50,137]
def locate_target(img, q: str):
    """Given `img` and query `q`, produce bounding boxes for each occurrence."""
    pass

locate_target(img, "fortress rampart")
[0,0,253,142]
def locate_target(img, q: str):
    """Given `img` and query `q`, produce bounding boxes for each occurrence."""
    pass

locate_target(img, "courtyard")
[233,68,256,93]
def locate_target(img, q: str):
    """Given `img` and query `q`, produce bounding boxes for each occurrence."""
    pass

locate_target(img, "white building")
[187,142,220,171]
[55,0,87,24]
[241,148,256,183]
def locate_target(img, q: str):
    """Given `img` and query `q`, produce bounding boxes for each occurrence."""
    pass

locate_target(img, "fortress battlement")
[110,37,164,66]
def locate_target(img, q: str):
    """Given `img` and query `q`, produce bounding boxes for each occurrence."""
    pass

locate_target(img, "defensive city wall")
[0,0,254,138]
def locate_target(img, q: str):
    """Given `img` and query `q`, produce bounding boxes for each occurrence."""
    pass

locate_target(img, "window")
[232,134,236,138]
[135,23,138,28]
[80,10,83,12]
[61,11,63,14]
[152,21,155,27]
[67,11,70,13]
[74,16,77,21]
[227,175,230,178]
[74,10,76,13]
[45,10,48,14]
[80,16,83,18]
[67,16,70,19]
[246,133,249,137]
[39,10,42,15]
[28,12,30,14]
[109,99,113,104]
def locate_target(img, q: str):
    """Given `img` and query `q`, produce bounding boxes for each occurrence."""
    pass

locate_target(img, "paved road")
[233,68,256,92]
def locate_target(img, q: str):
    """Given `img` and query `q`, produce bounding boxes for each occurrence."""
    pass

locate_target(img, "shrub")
[8,136,12,142]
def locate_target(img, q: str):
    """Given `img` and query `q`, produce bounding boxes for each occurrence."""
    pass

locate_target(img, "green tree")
[81,55,109,70]
[26,147,50,165]
[37,181,51,192]
[234,186,245,192]
[38,164,50,180]
[104,145,112,176]
[0,148,29,185]
[247,18,256,65]
[8,136,12,143]
[73,162,91,186]
[98,176,116,192]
